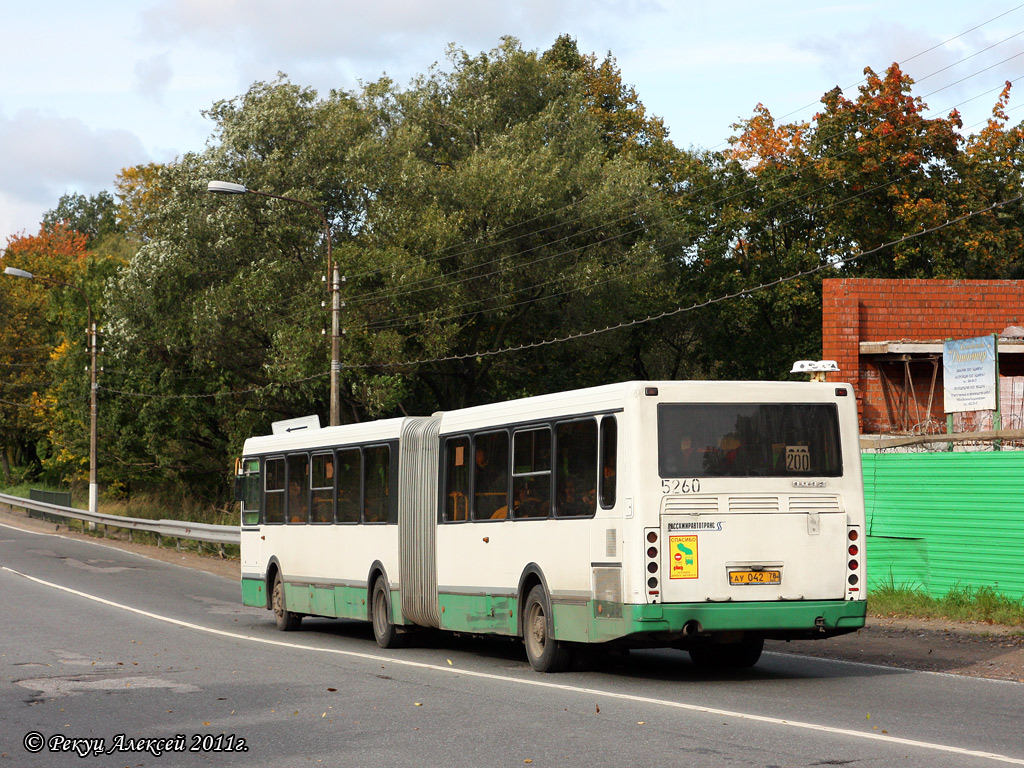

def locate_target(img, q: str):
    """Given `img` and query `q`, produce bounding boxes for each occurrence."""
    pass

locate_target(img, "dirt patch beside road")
[3,504,1022,681]
[767,614,1024,683]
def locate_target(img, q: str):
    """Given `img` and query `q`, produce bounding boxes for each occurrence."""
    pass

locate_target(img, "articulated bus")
[236,381,866,672]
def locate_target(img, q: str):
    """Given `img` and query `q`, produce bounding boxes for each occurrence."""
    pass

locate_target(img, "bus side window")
[240,458,260,525]
[311,452,334,524]
[555,419,598,518]
[445,437,470,522]
[599,416,617,508]
[336,448,361,523]
[264,457,285,524]
[363,446,390,524]
[511,427,550,519]
[473,431,509,521]
[287,453,310,524]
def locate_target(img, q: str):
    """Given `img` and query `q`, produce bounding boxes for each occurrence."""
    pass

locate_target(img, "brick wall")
[822,279,1024,433]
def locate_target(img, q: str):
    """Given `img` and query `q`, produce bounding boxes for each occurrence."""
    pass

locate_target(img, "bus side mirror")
[234,476,245,503]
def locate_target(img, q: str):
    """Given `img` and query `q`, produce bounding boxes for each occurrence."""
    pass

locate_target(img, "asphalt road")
[2,521,1022,768]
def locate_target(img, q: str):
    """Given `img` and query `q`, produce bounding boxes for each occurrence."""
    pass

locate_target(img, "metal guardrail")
[0,492,240,546]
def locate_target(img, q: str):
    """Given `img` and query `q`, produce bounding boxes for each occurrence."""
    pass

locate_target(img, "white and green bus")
[236,380,866,672]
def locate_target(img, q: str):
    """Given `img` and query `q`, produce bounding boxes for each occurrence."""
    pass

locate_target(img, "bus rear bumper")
[623,599,866,641]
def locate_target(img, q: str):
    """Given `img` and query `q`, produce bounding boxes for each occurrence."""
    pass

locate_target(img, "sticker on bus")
[785,445,811,472]
[669,535,698,579]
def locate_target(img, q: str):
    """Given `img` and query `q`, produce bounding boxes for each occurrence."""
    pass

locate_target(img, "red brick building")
[821,278,1024,435]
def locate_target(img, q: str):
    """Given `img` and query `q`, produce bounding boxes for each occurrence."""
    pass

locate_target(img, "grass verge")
[869,583,1024,628]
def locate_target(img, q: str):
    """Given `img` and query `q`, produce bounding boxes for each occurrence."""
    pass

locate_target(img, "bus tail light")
[645,528,660,602]
[846,527,863,598]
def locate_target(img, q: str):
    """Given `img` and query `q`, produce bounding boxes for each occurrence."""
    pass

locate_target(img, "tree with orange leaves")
[0,224,97,486]
[729,63,968,279]
[689,62,1024,380]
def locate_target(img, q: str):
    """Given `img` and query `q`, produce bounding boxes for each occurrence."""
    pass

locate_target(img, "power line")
[344,80,1024,335]
[371,194,1018,368]
[28,18,1024,402]
[340,69,1024,315]
[97,195,1021,397]
[707,3,1024,149]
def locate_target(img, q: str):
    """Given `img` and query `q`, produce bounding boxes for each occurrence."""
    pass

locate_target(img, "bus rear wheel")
[688,636,763,668]
[523,585,572,673]
[271,572,301,631]
[371,578,405,649]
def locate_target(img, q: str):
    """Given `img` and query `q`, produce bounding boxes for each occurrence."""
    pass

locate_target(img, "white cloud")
[134,52,174,102]
[0,191,47,245]
[139,0,643,90]
[0,108,150,206]
[3,0,1022,247]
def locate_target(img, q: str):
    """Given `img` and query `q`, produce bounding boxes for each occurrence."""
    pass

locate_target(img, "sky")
[3,0,1024,246]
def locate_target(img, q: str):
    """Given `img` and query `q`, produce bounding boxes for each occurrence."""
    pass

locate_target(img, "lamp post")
[3,266,99,517]
[207,180,341,427]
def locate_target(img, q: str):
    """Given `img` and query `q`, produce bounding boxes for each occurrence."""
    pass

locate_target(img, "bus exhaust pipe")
[682,620,701,637]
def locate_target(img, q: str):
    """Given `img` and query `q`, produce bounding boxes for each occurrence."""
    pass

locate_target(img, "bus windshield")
[658,403,842,478]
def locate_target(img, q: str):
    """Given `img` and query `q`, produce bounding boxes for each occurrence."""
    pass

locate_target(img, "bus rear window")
[657,403,842,478]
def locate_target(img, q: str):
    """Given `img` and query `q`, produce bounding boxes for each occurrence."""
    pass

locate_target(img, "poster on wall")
[943,335,997,413]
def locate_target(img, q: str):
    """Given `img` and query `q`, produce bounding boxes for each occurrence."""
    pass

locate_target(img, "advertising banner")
[943,335,997,413]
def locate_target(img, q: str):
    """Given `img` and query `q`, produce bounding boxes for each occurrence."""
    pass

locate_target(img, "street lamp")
[3,266,99,518]
[207,181,341,427]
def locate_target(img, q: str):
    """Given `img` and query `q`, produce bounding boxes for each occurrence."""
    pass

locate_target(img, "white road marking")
[5,565,1023,766]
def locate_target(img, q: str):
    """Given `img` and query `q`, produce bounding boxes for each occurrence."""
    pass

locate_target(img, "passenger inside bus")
[665,435,707,476]
[475,444,509,519]
[556,476,588,517]
[513,481,546,518]
[288,478,307,523]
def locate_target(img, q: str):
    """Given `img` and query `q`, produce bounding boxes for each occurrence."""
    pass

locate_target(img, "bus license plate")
[729,570,781,585]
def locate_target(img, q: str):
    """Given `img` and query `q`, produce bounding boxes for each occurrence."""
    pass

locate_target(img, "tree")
[42,191,121,243]
[334,37,694,409]
[953,82,1024,278]
[0,225,94,484]
[697,63,1024,379]
[114,163,168,241]
[97,39,701,494]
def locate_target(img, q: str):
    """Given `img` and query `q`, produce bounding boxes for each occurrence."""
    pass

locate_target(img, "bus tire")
[688,636,763,668]
[523,585,572,673]
[271,572,301,631]
[371,577,405,649]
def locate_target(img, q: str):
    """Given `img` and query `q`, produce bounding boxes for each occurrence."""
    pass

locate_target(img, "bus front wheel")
[271,572,301,631]
[523,585,572,673]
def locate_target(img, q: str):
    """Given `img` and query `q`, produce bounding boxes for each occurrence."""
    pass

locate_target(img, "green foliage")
[7,40,1024,506]
[91,37,697,497]
[43,191,122,243]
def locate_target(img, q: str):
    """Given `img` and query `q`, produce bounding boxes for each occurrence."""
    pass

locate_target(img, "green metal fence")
[862,452,1024,601]
[27,488,73,525]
